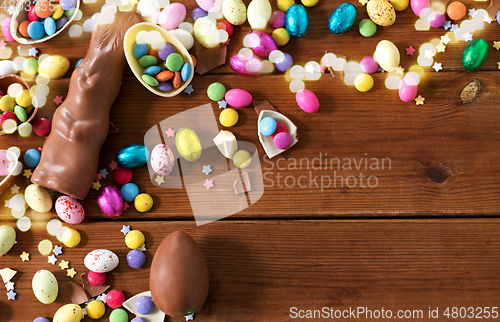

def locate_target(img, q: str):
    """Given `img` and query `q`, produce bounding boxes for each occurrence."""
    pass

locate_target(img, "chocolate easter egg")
[150,231,209,317]
[285,4,309,37]
[462,38,488,71]
[97,185,124,219]
[328,2,357,34]
[116,144,149,169]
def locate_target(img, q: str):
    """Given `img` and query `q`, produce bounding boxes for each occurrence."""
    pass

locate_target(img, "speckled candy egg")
[38,55,70,79]
[286,4,309,37]
[84,249,119,273]
[0,225,16,255]
[196,0,216,11]
[374,40,400,72]
[247,0,272,29]
[246,31,277,58]
[55,196,85,224]
[25,184,53,213]
[222,0,247,25]
[230,53,262,77]
[328,3,357,34]
[32,270,58,304]
[159,3,186,30]
[53,304,82,322]
[367,0,396,26]
[194,17,219,49]
[296,89,319,113]
[97,185,124,219]
[225,89,252,107]
[151,144,175,177]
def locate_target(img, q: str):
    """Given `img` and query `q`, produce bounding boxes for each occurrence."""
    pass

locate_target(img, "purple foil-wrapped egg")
[246,31,278,58]
[97,185,124,219]
[230,53,262,77]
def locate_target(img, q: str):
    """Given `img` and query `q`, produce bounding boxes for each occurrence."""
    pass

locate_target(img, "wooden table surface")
[2,0,500,321]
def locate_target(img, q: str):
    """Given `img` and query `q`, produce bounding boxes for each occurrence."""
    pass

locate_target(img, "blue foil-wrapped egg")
[328,3,357,34]
[116,144,150,168]
[285,4,309,38]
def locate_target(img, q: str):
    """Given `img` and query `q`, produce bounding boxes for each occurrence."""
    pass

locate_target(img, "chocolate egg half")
[150,231,209,317]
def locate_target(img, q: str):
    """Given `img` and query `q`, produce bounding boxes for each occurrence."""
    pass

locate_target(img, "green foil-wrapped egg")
[175,128,202,162]
[462,38,488,71]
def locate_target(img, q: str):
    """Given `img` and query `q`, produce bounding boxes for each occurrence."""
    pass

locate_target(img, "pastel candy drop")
[259,116,277,136]
[398,74,418,102]
[143,65,161,77]
[28,21,46,40]
[328,2,357,34]
[295,89,319,113]
[181,63,191,81]
[44,17,57,36]
[360,56,379,74]
[273,132,293,150]
[275,52,293,72]
[225,89,252,107]
[55,15,68,30]
[192,7,208,21]
[138,55,158,68]
[165,53,183,72]
[133,43,149,59]
[158,43,176,60]
[157,81,173,92]
[2,17,14,42]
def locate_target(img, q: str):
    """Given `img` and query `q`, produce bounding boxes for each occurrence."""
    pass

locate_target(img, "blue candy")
[76,58,84,68]
[44,17,56,36]
[143,65,161,77]
[285,4,309,38]
[180,63,191,81]
[121,183,139,202]
[133,43,149,59]
[27,21,44,40]
[24,148,41,168]
[259,117,277,136]
[328,3,357,34]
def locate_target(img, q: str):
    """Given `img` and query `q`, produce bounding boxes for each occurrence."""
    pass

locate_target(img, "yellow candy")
[219,108,238,127]
[15,90,32,108]
[125,230,145,249]
[134,193,153,212]
[62,228,81,248]
[38,55,70,80]
[86,300,105,320]
[390,0,409,11]
[354,73,374,92]
[51,4,64,19]
[24,104,33,114]
[175,128,202,162]
[301,0,319,7]
[277,0,294,12]
[233,150,252,168]
[272,28,290,47]
[0,95,15,112]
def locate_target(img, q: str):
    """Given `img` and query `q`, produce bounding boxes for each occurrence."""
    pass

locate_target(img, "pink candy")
[398,74,418,102]
[296,89,319,113]
[274,132,293,150]
[2,17,14,42]
[225,89,252,108]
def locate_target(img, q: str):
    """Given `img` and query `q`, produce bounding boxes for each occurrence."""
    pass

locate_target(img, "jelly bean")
[44,17,56,36]
[27,21,45,39]
[259,116,277,136]
[143,65,161,77]
[296,89,319,113]
[233,150,252,168]
[165,53,183,72]
[207,82,226,101]
[138,55,157,67]
[133,43,149,59]
[142,74,159,86]
[181,63,191,81]
[121,183,139,202]
[156,81,173,92]
[156,70,173,82]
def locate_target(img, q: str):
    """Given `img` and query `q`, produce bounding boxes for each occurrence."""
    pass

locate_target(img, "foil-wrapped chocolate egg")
[116,144,149,169]
[245,30,278,58]
[285,4,309,37]
[230,52,262,77]
[97,185,124,219]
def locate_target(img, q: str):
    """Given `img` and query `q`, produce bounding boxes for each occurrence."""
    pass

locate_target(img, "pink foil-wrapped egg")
[225,89,252,107]
[196,0,216,11]
[245,30,278,58]
[296,89,319,113]
[97,185,124,219]
[2,17,14,42]
[159,3,187,30]
[55,196,85,224]
[151,144,175,176]
[398,74,418,102]
[230,53,262,77]
[269,10,286,28]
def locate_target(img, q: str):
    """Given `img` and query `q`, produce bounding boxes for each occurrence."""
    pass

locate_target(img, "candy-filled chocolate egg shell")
[150,231,209,317]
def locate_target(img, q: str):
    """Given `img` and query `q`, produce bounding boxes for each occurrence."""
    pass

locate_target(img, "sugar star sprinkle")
[0,41,7,49]
[109,161,118,170]
[450,24,459,33]
[96,293,107,303]
[165,128,175,137]
[184,85,194,94]
[443,21,451,30]
[432,62,443,72]
[53,245,63,255]
[53,95,63,105]
[436,43,446,53]
[121,225,131,235]
[5,200,10,208]
[497,62,500,69]
[59,260,69,270]
[202,165,212,175]
[203,179,214,190]
[23,169,32,178]
[99,169,108,179]
[440,35,450,45]
[185,314,194,321]
[218,99,227,109]
[415,95,425,105]
[20,251,29,261]
[82,307,88,316]
[95,173,102,181]
[424,50,434,59]
[305,64,316,74]
[463,32,473,42]
[405,46,415,56]
[92,181,101,190]
[468,8,476,17]
[28,47,38,57]
[67,268,77,278]
[10,184,19,194]
[123,202,129,211]
[155,175,165,185]
[484,15,494,23]
[138,244,146,252]
[48,254,57,265]
[5,281,14,291]
[7,290,16,300]
[494,41,500,50]
[394,66,404,74]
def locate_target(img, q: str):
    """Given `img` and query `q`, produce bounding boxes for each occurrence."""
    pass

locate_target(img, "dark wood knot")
[426,165,449,183]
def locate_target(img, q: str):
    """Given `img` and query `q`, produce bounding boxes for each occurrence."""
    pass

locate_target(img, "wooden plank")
[1,219,500,321]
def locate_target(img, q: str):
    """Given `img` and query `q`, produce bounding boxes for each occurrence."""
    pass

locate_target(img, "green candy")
[23,57,39,76]
[138,55,158,68]
[142,74,159,86]
[109,308,128,322]
[462,38,488,71]
[165,53,183,72]
[359,18,377,37]
[64,9,75,16]
[207,82,226,101]
[14,105,27,122]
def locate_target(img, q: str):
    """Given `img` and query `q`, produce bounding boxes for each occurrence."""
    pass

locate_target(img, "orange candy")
[156,70,173,82]
[190,54,197,69]
[172,71,181,89]
[147,47,161,61]
[447,1,466,21]
[35,0,54,18]
[18,20,30,38]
